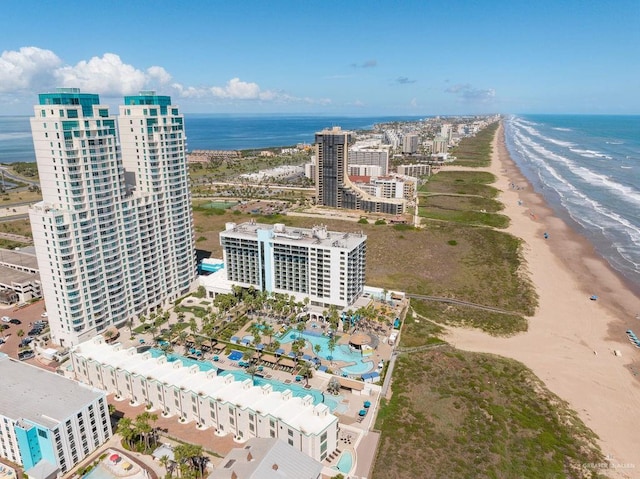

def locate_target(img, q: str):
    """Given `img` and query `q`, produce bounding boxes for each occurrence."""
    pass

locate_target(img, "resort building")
[315,127,405,215]
[28,89,196,346]
[71,337,339,463]
[0,353,112,478]
[209,437,323,479]
[220,221,366,309]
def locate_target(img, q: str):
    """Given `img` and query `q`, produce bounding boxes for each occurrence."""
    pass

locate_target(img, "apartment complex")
[315,127,404,215]
[347,147,389,175]
[28,89,196,346]
[220,222,366,309]
[0,353,112,478]
[402,133,419,154]
[71,337,338,462]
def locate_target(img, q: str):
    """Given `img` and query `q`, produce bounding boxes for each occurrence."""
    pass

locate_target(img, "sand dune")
[445,123,640,478]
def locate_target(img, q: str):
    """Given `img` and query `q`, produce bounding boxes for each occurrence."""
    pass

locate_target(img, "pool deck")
[110,295,408,478]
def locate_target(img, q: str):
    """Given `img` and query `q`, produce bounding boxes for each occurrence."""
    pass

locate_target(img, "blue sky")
[1,0,639,116]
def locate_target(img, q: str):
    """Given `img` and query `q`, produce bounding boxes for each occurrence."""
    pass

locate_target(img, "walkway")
[406,293,521,315]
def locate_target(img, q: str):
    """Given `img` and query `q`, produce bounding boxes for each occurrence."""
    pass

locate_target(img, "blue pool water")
[148,349,342,412]
[333,451,354,473]
[277,331,374,374]
[83,464,118,479]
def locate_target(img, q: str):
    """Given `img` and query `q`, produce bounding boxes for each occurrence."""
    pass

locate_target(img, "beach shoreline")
[446,122,640,477]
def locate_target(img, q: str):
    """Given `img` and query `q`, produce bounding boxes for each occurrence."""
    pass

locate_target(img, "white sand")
[445,124,640,478]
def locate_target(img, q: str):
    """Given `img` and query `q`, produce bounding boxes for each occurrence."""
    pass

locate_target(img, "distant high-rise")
[315,127,404,215]
[402,133,419,154]
[29,89,196,346]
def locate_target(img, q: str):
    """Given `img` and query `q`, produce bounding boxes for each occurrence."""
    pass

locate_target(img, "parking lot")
[0,300,52,369]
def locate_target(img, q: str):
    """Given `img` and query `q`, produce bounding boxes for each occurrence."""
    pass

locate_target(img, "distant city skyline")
[1,0,639,116]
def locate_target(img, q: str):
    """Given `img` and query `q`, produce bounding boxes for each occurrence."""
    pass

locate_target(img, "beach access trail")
[445,124,640,478]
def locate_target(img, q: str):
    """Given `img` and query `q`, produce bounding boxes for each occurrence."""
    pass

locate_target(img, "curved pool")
[332,450,354,474]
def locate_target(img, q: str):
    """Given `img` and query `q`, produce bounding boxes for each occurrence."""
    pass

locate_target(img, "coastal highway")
[0,166,39,188]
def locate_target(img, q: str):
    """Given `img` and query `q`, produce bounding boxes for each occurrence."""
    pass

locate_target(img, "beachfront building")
[220,221,366,309]
[432,136,448,155]
[0,353,112,478]
[402,133,419,154]
[209,437,323,479]
[397,163,432,178]
[71,337,338,462]
[28,89,196,346]
[348,147,389,175]
[315,127,405,215]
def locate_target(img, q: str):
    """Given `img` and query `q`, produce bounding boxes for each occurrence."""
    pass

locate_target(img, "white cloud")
[211,78,263,100]
[445,83,496,102]
[0,46,332,110]
[146,66,171,84]
[54,53,148,96]
[0,46,61,92]
[410,98,419,108]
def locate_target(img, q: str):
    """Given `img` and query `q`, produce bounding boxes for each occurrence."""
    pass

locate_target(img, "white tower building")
[29,89,196,346]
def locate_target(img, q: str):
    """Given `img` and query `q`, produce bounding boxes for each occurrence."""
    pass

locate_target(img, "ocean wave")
[569,148,612,160]
[553,127,572,131]
[511,119,575,148]
[512,125,640,208]
[0,132,31,141]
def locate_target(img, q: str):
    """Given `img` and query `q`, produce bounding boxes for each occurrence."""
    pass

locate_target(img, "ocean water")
[504,115,640,290]
[0,114,422,163]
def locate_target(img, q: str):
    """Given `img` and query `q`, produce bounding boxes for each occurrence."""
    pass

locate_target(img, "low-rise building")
[71,337,338,462]
[208,437,323,478]
[0,353,111,478]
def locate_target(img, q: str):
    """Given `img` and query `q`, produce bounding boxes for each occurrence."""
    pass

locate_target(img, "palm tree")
[327,336,336,363]
[246,364,258,385]
[159,455,171,478]
[116,416,135,449]
[298,362,313,386]
[314,343,322,360]
[263,323,274,346]
[296,321,305,339]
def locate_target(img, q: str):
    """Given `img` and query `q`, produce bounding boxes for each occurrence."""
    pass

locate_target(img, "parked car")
[18,350,35,361]
[1,316,10,323]
[28,329,42,336]
[20,338,33,347]
[41,312,48,318]
[9,319,21,325]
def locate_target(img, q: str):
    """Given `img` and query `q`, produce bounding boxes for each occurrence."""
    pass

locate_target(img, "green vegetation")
[6,162,39,178]
[449,121,499,167]
[373,347,604,479]
[418,171,509,228]
[0,219,33,238]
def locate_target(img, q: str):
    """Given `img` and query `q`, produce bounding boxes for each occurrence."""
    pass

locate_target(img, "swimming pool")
[83,464,116,479]
[332,450,354,474]
[148,349,342,412]
[277,331,374,374]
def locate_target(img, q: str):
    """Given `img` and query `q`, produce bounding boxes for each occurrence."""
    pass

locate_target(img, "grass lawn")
[0,219,34,238]
[373,347,605,479]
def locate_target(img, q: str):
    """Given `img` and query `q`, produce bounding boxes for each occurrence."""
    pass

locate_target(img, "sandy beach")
[445,123,640,478]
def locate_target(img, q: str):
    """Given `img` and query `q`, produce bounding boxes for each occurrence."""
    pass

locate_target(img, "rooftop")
[0,248,39,271]
[210,437,323,479]
[73,338,337,436]
[221,222,366,250]
[0,353,106,429]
